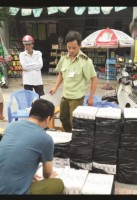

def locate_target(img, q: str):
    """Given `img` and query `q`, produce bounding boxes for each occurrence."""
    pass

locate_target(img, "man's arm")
[87,76,98,106]
[43,161,57,179]
[49,72,63,94]
[19,52,43,71]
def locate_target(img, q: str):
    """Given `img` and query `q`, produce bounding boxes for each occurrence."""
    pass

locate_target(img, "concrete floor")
[1,73,137,195]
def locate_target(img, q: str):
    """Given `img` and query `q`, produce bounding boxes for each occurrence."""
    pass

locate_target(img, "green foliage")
[0,7,10,28]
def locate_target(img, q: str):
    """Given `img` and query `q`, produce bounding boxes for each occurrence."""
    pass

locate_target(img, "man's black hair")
[65,31,82,46]
[29,99,55,121]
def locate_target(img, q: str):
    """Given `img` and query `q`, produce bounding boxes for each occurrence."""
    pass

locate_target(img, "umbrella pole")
[107,48,109,84]
[101,48,114,90]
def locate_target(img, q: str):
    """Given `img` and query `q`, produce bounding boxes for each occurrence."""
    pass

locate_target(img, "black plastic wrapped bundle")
[93,147,118,165]
[95,117,122,135]
[93,147,118,175]
[120,118,137,151]
[72,130,94,148]
[70,141,93,163]
[95,117,122,151]
[117,149,137,184]
[70,117,95,163]
[54,142,70,159]
[72,117,96,133]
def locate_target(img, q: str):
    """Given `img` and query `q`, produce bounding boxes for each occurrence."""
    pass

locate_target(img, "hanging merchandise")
[88,7,100,14]
[32,8,43,17]
[0,37,12,62]
[58,7,70,13]
[0,36,12,88]
[47,7,58,15]
[21,9,32,16]
[101,7,113,15]
[114,7,127,12]
[9,7,20,15]
[0,42,4,62]
[74,7,86,15]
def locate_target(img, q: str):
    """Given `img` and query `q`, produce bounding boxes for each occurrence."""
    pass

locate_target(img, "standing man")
[0,99,64,194]
[19,35,44,97]
[49,31,97,132]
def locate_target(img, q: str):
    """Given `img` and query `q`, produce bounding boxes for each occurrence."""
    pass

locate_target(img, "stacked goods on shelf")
[82,48,106,79]
[93,107,122,175]
[8,50,22,78]
[117,108,137,184]
[70,106,98,171]
[46,131,72,168]
[49,44,66,73]
[105,58,116,80]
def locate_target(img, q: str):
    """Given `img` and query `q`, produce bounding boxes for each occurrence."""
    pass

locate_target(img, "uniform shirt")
[0,120,54,194]
[19,50,43,86]
[55,50,96,99]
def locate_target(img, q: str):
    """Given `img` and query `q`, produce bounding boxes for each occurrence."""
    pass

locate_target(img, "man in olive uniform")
[49,31,97,132]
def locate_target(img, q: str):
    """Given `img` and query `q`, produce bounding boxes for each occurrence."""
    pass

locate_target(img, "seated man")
[0,99,64,194]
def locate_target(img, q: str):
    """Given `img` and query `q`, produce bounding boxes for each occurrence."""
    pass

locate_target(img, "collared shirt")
[19,50,43,86]
[55,50,96,99]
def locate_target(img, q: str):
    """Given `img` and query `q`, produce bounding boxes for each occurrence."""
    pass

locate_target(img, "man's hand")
[33,174,43,182]
[49,88,56,95]
[49,170,58,178]
[87,97,94,106]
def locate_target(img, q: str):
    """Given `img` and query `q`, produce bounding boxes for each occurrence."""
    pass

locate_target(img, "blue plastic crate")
[106,59,116,65]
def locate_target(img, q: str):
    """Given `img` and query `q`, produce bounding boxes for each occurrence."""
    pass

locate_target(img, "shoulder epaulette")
[61,52,68,56]
[80,54,88,60]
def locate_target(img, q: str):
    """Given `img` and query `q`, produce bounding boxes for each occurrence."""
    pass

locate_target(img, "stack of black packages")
[117,108,137,184]
[70,106,98,171]
[93,107,122,175]
[46,130,72,168]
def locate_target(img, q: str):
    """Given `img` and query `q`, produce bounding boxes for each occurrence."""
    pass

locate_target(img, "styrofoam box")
[96,107,122,119]
[53,157,70,168]
[46,131,72,144]
[82,173,114,194]
[60,166,89,194]
[123,108,137,118]
[72,106,98,120]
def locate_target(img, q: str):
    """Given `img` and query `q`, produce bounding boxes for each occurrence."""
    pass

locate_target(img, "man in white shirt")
[19,35,44,97]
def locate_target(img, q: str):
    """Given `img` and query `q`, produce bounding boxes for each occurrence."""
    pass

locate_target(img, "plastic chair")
[8,90,39,123]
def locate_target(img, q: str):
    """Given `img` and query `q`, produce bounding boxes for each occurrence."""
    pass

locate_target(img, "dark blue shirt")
[0,120,54,194]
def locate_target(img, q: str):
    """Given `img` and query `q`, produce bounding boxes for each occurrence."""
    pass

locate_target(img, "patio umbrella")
[81,28,134,90]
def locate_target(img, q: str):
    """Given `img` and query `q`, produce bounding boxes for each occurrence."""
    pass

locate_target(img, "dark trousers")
[60,96,84,132]
[30,178,64,194]
[24,84,44,97]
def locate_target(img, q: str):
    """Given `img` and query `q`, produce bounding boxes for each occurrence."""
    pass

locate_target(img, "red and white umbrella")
[81,28,134,89]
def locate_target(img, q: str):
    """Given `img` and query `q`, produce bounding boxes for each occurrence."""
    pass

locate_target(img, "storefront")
[7,7,133,74]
